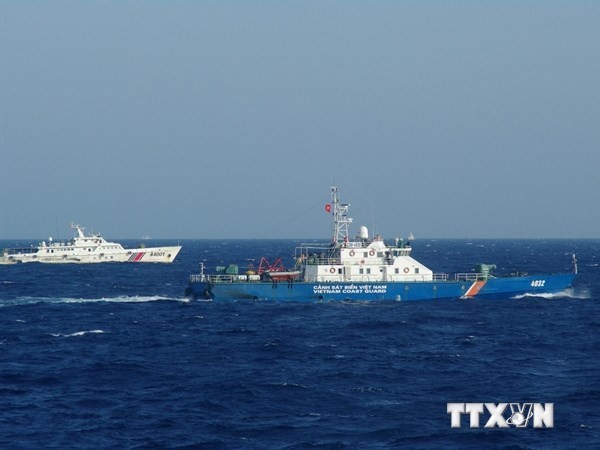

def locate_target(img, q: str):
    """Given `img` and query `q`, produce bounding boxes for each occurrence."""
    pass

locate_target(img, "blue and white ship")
[186,187,577,302]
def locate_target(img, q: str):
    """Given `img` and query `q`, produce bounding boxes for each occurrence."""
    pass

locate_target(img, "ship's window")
[395,268,399,274]
[359,268,364,274]
[377,252,384,257]
[415,268,420,274]
[338,269,342,274]
[366,268,371,274]
[363,252,368,258]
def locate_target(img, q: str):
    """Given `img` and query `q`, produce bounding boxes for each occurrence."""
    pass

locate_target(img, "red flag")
[325,204,331,213]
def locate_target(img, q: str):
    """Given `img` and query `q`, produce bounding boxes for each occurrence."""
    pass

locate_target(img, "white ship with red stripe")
[1,224,181,264]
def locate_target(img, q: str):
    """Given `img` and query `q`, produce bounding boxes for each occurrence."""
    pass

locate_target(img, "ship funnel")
[358,225,369,240]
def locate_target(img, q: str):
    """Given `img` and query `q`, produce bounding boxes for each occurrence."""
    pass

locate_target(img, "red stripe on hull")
[464,280,487,298]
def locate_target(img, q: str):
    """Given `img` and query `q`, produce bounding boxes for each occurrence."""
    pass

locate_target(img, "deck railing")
[454,273,486,281]
[190,272,488,284]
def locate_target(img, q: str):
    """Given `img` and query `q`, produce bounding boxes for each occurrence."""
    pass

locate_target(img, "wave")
[51,329,105,338]
[2,295,190,306]
[62,295,189,304]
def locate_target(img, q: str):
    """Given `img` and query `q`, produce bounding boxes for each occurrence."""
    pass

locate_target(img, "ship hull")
[1,246,181,264]
[186,273,576,302]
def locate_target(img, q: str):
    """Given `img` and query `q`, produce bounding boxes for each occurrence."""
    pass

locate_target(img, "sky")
[1,1,599,239]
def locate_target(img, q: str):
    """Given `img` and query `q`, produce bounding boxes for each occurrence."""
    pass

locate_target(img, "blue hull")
[186,273,576,302]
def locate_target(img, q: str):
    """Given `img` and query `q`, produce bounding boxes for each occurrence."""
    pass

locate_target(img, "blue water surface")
[1,239,599,449]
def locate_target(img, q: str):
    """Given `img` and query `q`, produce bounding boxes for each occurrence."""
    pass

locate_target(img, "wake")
[512,288,591,300]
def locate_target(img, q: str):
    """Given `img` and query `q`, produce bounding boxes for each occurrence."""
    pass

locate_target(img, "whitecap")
[53,329,105,338]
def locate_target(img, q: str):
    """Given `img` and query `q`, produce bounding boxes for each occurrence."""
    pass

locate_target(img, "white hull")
[1,224,181,264]
[1,246,181,264]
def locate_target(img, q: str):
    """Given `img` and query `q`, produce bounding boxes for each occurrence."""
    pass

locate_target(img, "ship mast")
[331,186,353,245]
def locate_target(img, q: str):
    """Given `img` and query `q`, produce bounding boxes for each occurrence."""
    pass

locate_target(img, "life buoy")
[330,267,336,273]
[369,250,375,256]
[360,260,365,264]
[349,250,355,257]
[403,267,410,273]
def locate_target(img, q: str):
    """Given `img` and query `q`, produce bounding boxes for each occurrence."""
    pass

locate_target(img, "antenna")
[330,186,353,244]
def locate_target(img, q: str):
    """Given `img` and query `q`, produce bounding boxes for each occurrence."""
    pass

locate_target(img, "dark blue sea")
[1,239,598,449]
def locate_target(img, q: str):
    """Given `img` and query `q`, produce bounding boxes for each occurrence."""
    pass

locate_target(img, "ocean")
[1,239,598,449]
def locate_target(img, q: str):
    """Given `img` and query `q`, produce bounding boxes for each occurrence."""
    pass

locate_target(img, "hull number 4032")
[531,280,546,287]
